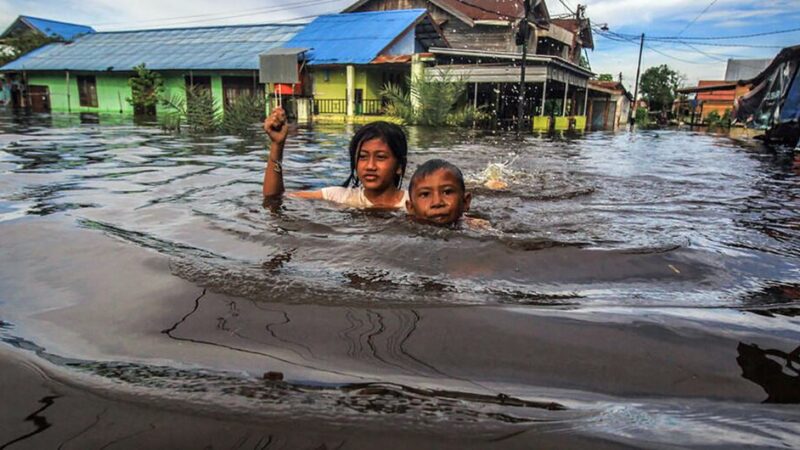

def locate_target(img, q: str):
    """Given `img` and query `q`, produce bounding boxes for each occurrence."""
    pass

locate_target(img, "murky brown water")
[0,111,798,448]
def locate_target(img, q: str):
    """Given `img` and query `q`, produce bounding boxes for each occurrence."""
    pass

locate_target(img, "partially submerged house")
[344,0,595,129]
[0,23,304,113]
[0,10,447,121]
[586,80,632,130]
[676,57,774,126]
[343,0,593,66]
[281,9,447,117]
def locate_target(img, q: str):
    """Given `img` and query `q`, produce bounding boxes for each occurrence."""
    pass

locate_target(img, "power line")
[595,30,711,65]
[95,0,345,29]
[676,0,718,37]
[557,0,576,15]
[610,26,800,41]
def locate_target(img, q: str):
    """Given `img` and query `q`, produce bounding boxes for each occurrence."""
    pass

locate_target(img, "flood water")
[0,111,798,449]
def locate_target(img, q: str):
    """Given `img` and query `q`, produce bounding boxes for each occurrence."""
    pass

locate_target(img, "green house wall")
[23,66,407,114]
[24,71,266,115]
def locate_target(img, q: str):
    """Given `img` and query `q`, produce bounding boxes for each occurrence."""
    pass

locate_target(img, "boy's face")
[406,168,471,225]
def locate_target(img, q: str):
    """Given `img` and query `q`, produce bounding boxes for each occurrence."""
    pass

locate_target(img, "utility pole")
[516,0,532,135]
[629,33,644,125]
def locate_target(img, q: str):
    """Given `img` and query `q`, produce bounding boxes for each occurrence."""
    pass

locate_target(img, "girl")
[263,107,408,209]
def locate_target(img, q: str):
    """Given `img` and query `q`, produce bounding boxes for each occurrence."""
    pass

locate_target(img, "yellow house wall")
[312,66,389,100]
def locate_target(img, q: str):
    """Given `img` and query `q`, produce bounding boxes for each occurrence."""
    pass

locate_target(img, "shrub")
[221,94,266,135]
[381,70,475,127]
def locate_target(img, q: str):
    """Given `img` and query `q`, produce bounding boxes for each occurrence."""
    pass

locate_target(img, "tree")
[598,73,614,81]
[0,32,61,67]
[639,64,684,114]
[579,55,591,70]
[127,63,164,116]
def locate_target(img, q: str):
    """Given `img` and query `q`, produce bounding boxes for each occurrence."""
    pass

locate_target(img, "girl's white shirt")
[321,186,408,209]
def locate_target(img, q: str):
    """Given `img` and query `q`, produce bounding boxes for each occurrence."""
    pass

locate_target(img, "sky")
[2,0,800,90]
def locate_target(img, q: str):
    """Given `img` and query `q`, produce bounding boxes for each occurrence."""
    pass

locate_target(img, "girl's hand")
[264,107,288,145]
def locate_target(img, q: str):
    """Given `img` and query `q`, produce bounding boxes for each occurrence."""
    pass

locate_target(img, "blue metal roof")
[1,23,303,72]
[20,16,95,40]
[284,9,427,65]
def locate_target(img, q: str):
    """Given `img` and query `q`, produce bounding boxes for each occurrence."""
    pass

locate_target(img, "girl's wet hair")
[408,159,465,193]
[342,121,408,188]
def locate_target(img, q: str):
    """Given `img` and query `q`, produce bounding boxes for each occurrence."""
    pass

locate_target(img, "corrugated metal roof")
[1,23,303,72]
[724,58,772,82]
[344,0,551,24]
[284,9,427,65]
[21,16,95,40]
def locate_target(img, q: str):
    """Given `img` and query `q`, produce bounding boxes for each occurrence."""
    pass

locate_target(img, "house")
[1,16,95,40]
[344,0,549,52]
[343,0,593,66]
[281,9,447,118]
[675,57,775,125]
[586,80,632,130]
[0,23,304,113]
[343,0,595,129]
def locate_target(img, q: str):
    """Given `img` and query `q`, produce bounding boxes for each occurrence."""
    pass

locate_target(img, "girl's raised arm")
[263,107,288,198]
[262,109,325,200]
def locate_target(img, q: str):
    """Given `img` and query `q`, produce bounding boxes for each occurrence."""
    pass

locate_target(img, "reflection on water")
[737,342,800,403]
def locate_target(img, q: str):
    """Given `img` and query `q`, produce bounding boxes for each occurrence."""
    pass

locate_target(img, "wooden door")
[28,85,50,113]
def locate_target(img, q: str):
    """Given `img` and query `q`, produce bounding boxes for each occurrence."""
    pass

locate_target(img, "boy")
[406,159,482,227]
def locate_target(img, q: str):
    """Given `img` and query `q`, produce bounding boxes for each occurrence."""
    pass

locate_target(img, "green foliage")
[579,55,591,70]
[639,64,685,114]
[446,105,493,128]
[221,94,266,135]
[159,85,260,135]
[127,64,164,115]
[635,107,650,125]
[705,109,731,129]
[185,86,220,134]
[0,31,61,67]
[598,73,614,82]
[381,70,474,127]
[381,82,416,124]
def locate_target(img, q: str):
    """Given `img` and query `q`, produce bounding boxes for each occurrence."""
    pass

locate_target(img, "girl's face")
[356,138,400,191]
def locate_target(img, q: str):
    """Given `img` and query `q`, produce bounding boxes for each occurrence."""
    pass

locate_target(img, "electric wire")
[675,0,718,37]
[93,0,346,29]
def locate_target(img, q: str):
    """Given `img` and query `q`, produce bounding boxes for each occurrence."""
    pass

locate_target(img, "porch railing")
[313,98,386,115]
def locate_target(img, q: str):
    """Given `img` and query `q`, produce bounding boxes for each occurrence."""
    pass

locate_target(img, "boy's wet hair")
[342,121,408,188]
[408,159,465,194]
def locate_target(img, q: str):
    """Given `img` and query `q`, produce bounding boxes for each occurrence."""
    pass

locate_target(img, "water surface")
[0,111,798,448]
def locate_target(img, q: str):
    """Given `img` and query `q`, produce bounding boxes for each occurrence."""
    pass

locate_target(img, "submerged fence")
[313,99,385,115]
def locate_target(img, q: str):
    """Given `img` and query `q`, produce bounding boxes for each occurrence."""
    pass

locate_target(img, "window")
[221,76,264,109]
[185,75,212,94]
[77,75,98,107]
